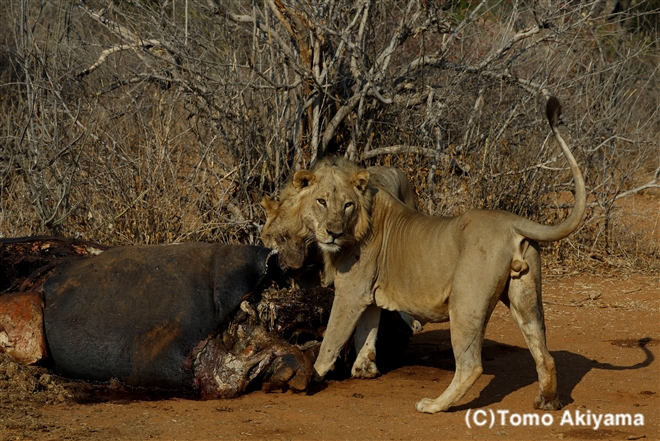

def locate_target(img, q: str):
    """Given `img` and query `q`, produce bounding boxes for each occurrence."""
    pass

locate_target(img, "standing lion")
[268,97,584,413]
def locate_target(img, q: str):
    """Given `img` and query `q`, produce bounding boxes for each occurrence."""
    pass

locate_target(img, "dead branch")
[77,42,162,78]
[79,3,138,42]
[363,144,447,161]
[226,12,295,61]
[3,0,658,263]
[600,166,660,204]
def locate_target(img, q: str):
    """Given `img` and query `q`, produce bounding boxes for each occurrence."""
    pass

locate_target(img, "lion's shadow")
[387,329,655,411]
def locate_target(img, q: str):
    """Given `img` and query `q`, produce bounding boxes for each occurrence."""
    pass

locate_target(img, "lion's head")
[261,182,312,270]
[262,163,415,273]
[293,157,372,255]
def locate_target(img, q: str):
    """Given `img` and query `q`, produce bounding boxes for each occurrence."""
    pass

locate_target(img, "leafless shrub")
[0,0,658,269]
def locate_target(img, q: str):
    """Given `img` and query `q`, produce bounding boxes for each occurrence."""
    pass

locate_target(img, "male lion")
[290,97,585,413]
[261,165,416,274]
[262,165,421,377]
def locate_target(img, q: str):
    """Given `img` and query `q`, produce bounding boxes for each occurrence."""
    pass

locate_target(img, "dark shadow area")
[71,384,198,404]
[388,329,656,411]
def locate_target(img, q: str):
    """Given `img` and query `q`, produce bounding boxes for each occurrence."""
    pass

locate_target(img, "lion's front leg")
[314,262,376,379]
[314,297,369,378]
[351,304,381,379]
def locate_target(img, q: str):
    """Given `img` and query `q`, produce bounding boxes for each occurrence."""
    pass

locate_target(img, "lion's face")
[261,194,310,270]
[294,160,372,254]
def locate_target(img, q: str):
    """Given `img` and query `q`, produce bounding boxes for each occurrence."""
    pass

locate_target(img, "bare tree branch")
[77,42,161,78]
[363,144,444,160]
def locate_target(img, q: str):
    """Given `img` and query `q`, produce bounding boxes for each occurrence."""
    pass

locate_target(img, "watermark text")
[465,408,645,430]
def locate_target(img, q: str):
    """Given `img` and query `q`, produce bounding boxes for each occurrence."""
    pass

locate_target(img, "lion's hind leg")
[352,304,381,379]
[507,244,562,410]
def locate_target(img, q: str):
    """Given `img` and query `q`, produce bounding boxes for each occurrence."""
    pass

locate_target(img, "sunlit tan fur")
[293,97,585,413]
[261,163,416,274]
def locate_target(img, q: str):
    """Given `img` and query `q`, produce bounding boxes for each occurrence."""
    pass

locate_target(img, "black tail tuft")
[546,96,562,128]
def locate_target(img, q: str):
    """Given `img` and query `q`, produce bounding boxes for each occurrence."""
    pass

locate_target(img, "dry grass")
[0,0,658,272]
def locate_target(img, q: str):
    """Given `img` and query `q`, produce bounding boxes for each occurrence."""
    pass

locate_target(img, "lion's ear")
[261,196,280,215]
[293,170,316,191]
[351,170,370,193]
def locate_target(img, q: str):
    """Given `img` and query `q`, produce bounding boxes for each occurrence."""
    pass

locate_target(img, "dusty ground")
[2,191,659,441]
[0,271,658,441]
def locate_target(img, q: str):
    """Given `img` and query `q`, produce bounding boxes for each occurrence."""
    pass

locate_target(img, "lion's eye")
[344,202,354,210]
[317,199,326,207]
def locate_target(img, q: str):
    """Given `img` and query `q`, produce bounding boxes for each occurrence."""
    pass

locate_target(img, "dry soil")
[1,271,658,441]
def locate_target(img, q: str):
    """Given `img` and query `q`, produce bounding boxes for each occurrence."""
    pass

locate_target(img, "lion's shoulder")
[368,166,416,209]
[370,185,414,221]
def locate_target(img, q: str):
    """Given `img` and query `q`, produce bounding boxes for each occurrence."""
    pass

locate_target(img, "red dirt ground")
[2,192,659,440]
[1,271,658,441]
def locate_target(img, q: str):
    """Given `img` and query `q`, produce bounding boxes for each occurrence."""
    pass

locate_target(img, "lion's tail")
[513,97,587,242]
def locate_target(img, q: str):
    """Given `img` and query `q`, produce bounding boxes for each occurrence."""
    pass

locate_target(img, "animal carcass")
[0,237,411,398]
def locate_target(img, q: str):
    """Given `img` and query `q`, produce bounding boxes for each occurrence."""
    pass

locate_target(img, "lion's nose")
[326,229,343,240]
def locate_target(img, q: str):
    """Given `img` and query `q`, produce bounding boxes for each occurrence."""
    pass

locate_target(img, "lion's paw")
[410,319,423,333]
[351,357,380,379]
[415,398,446,414]
[534,395,562,410]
